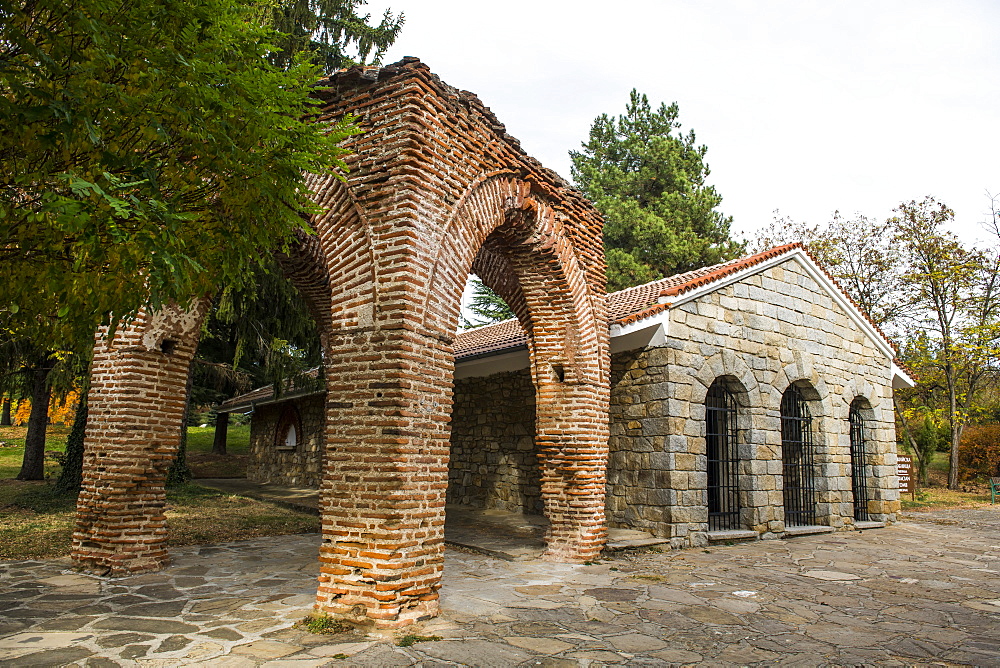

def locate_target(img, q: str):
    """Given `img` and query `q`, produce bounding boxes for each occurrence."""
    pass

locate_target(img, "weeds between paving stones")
[296,613,351,635]
[396,634,442,647]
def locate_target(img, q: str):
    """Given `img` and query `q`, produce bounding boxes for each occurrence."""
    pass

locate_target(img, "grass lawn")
[187,424,251,453]
[186,424,251,478]
[2,425,996,561]
[0,423,317,561]
[900,450,996,511]
[0,424,70,480]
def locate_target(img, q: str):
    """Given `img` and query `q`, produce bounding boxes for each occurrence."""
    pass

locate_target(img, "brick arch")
[415,173,609,560]
[300,172,379,332]
[73,58,609,630]
[305,59,609,626]
[472,239,532,326]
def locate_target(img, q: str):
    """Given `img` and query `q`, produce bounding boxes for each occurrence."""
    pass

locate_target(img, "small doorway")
[706,379,741,530]
[780,384,818,526]
[849,398,872,521]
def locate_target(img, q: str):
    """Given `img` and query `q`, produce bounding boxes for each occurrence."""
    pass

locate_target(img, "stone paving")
[2,508,1000,666]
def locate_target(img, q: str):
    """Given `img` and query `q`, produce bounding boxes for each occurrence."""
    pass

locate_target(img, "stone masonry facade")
[447,254,901,547]
[448,370,542,514]
[607,258,900,546]
[246,395,325,488]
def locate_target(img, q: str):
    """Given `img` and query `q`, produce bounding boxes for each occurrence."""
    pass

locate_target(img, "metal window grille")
[706,381,740,531]
[849,400,871,521]
[780,385,817,527]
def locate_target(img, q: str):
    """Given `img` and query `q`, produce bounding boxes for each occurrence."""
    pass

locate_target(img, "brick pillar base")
[315,327,449,628]
[72,304,204,575]
[536,383,609,562]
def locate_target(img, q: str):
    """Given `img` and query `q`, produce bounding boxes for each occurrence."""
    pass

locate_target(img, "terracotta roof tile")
[218,368,322,412]
[659,243,803,299]
[452,243,904,362]
[220,244,912,406]
[452,319,527,358]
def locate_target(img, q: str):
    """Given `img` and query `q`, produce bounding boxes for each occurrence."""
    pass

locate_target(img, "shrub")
[958,424,1000,481]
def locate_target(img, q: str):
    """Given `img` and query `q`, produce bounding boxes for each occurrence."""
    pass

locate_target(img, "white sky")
[365,0,999,246]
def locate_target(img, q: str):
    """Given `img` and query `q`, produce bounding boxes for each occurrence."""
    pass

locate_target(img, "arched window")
[706,380,740,530]
[849,398,872,521]
[275,404,302,450]
[780,385,817,526]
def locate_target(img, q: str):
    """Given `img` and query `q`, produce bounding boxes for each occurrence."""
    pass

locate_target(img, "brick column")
[535,382,609,562]
[72,304,205,575]
[315,327,451,629]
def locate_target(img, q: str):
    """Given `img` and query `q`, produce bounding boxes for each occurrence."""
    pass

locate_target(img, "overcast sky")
[364,0,999,246]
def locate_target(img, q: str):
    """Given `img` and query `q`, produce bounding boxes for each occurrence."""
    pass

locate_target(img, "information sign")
[897,454,915,500]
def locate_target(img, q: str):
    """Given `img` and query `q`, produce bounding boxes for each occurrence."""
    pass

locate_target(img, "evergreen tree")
[194,258,324,409]
[461,278,515,329]
[269,0,404,75]
[571,90,742,291]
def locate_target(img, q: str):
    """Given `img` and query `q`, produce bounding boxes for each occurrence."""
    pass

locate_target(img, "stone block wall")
[247,395,325,487]
[605,258,900,546]
[448,257,901,548]
[448,370,541,514]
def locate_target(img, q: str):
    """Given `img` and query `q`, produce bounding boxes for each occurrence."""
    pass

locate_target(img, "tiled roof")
[219,243,912,408]
[606,265,725,321]
[452,242,904,362]
[218,368,322,413]
[450,250,793,359]
[659,243,802,299]
[452,318,527,358]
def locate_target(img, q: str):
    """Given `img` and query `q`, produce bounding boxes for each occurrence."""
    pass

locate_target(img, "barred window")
[849,399,872,521]
[706,380,740,531]
[780,385,817,526]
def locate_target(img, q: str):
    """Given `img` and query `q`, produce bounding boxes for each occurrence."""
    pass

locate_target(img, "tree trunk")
[1,395,11,426]
[212,411,229,455]
[892,395,926,484]
[948,422,964,490]
[55,396,88,495]
[16,357,55,481]
[167,362,196,485]
[947,377,960,490]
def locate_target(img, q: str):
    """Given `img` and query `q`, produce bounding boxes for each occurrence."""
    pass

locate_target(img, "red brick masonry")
[72,58,609,629]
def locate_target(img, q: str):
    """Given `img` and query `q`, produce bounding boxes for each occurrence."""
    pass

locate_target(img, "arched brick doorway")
[71,59,610,629]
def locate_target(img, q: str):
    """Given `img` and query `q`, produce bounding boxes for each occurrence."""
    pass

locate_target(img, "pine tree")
[571,90,742,291]
[269,0,404,75]
[461,278,514,329]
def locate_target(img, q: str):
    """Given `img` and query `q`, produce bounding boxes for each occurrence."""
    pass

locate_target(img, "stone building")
[222,242,912,547]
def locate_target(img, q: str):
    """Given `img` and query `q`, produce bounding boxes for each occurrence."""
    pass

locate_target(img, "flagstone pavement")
[2,508,1000,667]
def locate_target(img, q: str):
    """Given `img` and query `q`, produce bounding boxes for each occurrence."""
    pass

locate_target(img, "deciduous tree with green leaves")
[571,90,742,291]
[0,0,359,351]
[892,196,1000,490]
